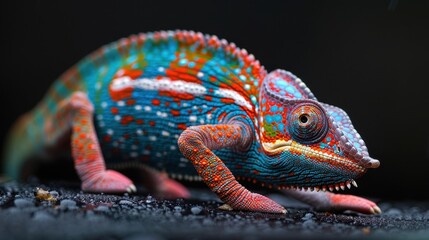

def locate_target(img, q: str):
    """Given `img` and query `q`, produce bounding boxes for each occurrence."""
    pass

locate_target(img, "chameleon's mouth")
[261,139,370,192]
[282,179,359,192]
[262,140,366,173]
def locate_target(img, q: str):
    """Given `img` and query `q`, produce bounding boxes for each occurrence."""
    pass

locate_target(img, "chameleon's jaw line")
[262,140,366,173]
[283,179,359,193]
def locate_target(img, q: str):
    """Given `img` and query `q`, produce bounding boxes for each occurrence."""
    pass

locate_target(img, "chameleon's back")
[3,31,266,178]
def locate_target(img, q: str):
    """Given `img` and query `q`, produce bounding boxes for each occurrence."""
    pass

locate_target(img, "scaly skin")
[3,30,381,214]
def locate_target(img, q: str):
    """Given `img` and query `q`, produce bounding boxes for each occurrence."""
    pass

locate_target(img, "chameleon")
[3,30,381,214]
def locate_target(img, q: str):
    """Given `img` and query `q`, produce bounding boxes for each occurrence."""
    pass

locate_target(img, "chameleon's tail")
[2,111,45,180]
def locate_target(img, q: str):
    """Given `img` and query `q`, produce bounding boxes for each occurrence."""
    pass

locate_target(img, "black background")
[1,1,428,200]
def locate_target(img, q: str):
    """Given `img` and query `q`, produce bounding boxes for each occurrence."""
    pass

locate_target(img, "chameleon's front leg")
[178,123,286,214]
[50,92,136,193]
[283,189,381,214]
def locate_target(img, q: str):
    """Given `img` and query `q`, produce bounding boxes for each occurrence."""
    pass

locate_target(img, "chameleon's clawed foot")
[227,193,287,214]
[322,193,382,214]
[81,170,136,193]
[153,176,190,199]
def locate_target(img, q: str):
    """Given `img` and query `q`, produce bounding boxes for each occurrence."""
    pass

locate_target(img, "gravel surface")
[0,181,428,240]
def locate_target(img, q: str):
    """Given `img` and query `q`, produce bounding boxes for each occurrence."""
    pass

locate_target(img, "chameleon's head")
[259,70,379,191]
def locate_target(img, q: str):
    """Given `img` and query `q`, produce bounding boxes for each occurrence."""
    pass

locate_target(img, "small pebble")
[423,210,429,220]
[49,191,59,198]
[14,198,34,209]
[33,211,54,221]
[384,208,402,217]
[302,213,314,221]
[60,199,77,210]
[191,206,202,215]
[119,200,134,206]
[174,206,182,212]
[202,218,214,226]
[146,196,154,204]
[95,205,110,212]
[302,219,317,229]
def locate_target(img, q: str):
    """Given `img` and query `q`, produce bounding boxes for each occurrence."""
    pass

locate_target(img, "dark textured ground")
[0,181,428,240]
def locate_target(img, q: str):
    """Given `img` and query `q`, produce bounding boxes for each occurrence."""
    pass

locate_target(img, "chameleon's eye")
[288,103,328,144]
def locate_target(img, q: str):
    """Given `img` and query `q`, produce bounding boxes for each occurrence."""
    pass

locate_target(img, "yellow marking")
[262,140,292,154]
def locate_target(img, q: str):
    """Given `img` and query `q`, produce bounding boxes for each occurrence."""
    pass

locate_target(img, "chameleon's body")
[3,31,381,214]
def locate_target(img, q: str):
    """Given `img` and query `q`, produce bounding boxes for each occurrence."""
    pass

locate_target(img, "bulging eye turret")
[287,103,328,144]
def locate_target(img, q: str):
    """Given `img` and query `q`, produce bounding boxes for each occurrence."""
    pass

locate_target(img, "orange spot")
[159,91,195,100]
[149,121,156,127]
[213,175,220,181]
[136,119,144,125]
[171,110,180,116]
[177,123,187,130]
[218,112,227,121]
[220,98,235,104]
[115,68,143,79]
[109,85,134,101]
[209,76,217,82]
[111,107,119,115]
[152,99,161,106]
[103,135,111,142]
[177,73,202,84]
[120,115,134,125]
[126,99,136,105]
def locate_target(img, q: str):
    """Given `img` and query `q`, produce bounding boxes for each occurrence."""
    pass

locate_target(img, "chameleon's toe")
[81,170,135,193]
[371,205,382,214]
[127,184,137,193]
[326,193,381,215]
[228,193,287,214]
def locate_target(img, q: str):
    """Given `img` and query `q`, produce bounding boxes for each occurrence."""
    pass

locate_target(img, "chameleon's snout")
[362,156,380,169]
